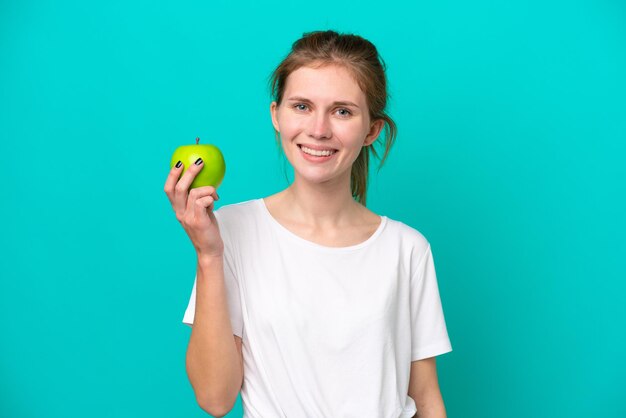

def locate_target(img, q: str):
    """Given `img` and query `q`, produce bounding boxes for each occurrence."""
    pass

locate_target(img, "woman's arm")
[186,255,244,417]
[408,357,447,418]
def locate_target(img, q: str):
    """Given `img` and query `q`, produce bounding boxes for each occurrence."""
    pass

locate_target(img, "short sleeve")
[181,213,244,338]
[410,244,452,361]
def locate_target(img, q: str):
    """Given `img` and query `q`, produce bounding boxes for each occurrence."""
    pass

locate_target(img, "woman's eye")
[292,104,351,116]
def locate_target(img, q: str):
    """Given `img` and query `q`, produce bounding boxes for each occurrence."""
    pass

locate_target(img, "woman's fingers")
[193,195,216,222]
[164,158,220,223]
[171,158,204,213]
[163,161,184,207]
[186,186,219,221]
[163,158,224,256]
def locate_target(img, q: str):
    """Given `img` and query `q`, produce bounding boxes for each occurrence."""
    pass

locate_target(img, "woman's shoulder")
[382,214,431,253]
[215,198,259,214]
[213,198,262,225]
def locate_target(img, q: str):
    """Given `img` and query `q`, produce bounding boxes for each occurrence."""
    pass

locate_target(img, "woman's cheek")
[281,120,303,139]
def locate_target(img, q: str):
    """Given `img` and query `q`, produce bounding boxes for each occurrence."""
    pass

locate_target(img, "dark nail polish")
[194,158,203,165]
[175,160,182,168]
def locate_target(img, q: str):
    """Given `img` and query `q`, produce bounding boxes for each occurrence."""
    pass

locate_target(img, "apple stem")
[196,137,200,145]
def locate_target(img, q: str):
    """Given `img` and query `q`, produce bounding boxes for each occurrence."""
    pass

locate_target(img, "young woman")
[165,30,453,418]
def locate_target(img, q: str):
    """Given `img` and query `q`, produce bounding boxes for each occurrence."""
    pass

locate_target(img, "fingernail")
[194,158,203,165]
[175,160,182,168]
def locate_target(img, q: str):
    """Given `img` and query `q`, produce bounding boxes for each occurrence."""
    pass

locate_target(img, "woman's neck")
[275,177,362,229]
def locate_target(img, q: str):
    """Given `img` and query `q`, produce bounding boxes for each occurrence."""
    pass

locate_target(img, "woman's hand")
[164,158,224,259]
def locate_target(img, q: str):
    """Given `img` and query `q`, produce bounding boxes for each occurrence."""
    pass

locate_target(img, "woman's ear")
[270,101,280,133]
[364,119,385,146]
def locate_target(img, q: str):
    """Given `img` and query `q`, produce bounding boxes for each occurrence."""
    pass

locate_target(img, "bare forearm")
[412,390,447,418]
[186,255,242,415]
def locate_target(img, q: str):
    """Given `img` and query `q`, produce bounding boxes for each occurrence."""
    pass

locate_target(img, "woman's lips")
[298,144,337,162]
[298,143,338,152]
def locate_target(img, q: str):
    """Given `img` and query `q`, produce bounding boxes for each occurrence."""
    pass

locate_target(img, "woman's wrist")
[196,251,224,267]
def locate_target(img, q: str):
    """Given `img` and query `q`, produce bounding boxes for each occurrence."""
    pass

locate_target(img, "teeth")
[300,146,336,157]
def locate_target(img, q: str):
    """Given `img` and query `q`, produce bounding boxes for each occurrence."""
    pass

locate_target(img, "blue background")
[1,0,625,417]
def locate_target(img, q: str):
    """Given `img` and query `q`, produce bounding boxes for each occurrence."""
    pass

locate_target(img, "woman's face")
[270,64,384,186]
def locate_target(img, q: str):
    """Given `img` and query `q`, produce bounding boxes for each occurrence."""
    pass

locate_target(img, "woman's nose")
[307,113,332,139]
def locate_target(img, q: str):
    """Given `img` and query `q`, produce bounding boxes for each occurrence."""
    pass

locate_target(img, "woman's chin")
[292,168,351,186]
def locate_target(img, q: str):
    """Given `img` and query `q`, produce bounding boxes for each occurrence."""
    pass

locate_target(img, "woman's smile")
[298,144,338,162]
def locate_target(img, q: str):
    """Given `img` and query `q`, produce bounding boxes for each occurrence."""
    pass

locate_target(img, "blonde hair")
[269,30,397,206]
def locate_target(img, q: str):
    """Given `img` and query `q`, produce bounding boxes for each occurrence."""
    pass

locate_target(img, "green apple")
[170,137,226,189]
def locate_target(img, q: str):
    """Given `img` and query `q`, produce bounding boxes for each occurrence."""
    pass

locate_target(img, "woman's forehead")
[283,64,366,104]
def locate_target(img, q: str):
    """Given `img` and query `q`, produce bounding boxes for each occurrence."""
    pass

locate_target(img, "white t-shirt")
[183,198,452,418]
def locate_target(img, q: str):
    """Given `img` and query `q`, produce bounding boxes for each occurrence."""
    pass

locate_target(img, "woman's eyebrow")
[286,96,360,108]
